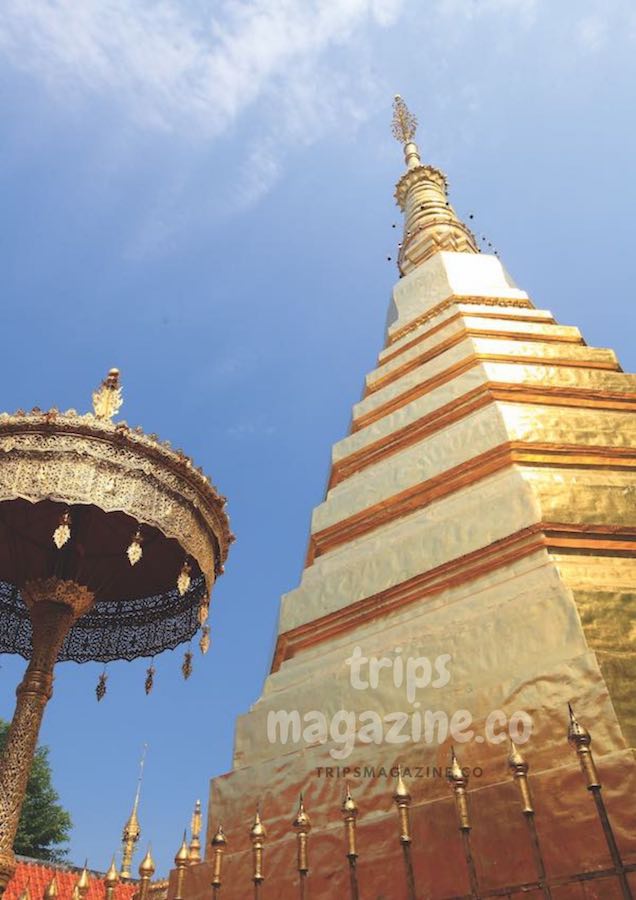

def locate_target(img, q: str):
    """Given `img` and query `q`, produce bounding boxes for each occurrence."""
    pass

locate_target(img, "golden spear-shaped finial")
[567,704,600,788]
[507,740,535,815]
[393,765,412,843]
[447,747,471,830]
[104,856,119,900]
[92,368,123,421]
[138,847,155,900]
[17,887,31,900]
[341,783,360,899]
[173,831,189,900]
[341,783,358,860]
[188,799,202,864]
[42,876,57,900]
[292,793,312,880]
[567,705,631,896]
[393,766,416,899]
[76,862,90,900]
[211,824,227,894]
[250,805,267,892]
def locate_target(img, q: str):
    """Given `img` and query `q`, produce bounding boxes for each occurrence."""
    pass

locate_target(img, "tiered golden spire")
[392,95,478,274]
[120,746,147,879]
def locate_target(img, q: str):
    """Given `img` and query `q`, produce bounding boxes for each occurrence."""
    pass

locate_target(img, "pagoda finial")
[120,744,147,879]
[392,94,478,273]
[392,95,421,169]
[92,368,123,421]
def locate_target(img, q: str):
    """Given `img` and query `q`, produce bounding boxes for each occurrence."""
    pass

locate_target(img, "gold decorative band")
[277,523,635,671]
[352,363,636,434]
[309,441,636,564]
[367,330,604,398]
[387,295,534,346]
[380,307,557,367]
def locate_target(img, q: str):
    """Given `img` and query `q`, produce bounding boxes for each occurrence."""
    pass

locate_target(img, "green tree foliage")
[0,719,72,861]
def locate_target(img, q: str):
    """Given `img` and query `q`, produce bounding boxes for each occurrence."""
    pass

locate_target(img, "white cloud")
[0,0,403,137]
[576,14,608,52]
[437,0,537,27]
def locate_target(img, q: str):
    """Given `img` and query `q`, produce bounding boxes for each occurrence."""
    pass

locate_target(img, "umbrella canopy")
[0,389,232,663]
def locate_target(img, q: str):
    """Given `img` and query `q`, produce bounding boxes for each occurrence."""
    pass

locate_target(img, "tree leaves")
[0,719,72,862]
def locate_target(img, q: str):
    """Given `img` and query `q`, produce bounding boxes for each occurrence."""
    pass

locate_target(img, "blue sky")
[0,0,635,878]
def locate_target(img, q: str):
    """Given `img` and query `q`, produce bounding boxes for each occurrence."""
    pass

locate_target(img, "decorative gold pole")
[567,705,632,900]
[137,848,155,900]
[211,825,227,899]
[447,748,478,899]
[292,794,311,900]
[507,742,551,899]
[341,785,359,900]
[104,857,119,900]
[173,832,189,900]
[250,807,266,900]
[17,888,30,900]
[393,766,416,900]
[188,800,202,864]
[0,580,95,895]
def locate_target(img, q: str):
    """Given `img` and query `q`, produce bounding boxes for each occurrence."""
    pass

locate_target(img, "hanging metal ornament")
[145,664,155,695]
[177,560,191,597]
[96,670,108,702]
[197,600,209,626]
[199,625,211,655]
[182,649,193,680]
[127,528,143,566]
[53,510,72,549]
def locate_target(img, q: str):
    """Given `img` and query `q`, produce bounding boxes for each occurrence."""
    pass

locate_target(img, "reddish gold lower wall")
[171,748,636,899]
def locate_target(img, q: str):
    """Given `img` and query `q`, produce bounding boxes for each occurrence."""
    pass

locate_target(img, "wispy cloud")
[576,14,608,52]
[0,0,403,137]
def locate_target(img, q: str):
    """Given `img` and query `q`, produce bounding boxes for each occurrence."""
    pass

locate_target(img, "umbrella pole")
[0,578,94,896]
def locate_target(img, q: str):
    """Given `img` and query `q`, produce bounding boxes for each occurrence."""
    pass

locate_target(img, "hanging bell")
[182,650,193,680]
[145,664,155,695]
[177,561,191,597]
[53,510,72,549]
[96,671,108,702]
[199,625,211,655]
[198,600,209,626]
[127,528,143,566]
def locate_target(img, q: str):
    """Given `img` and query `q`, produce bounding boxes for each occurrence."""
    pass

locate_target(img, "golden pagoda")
[169,97,635,898]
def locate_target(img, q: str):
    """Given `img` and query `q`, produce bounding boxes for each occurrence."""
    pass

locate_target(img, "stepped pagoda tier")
[172,100,636,898]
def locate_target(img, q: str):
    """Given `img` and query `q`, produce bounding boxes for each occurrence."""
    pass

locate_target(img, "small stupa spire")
[120,744,147,879]
[392,95,478,274]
